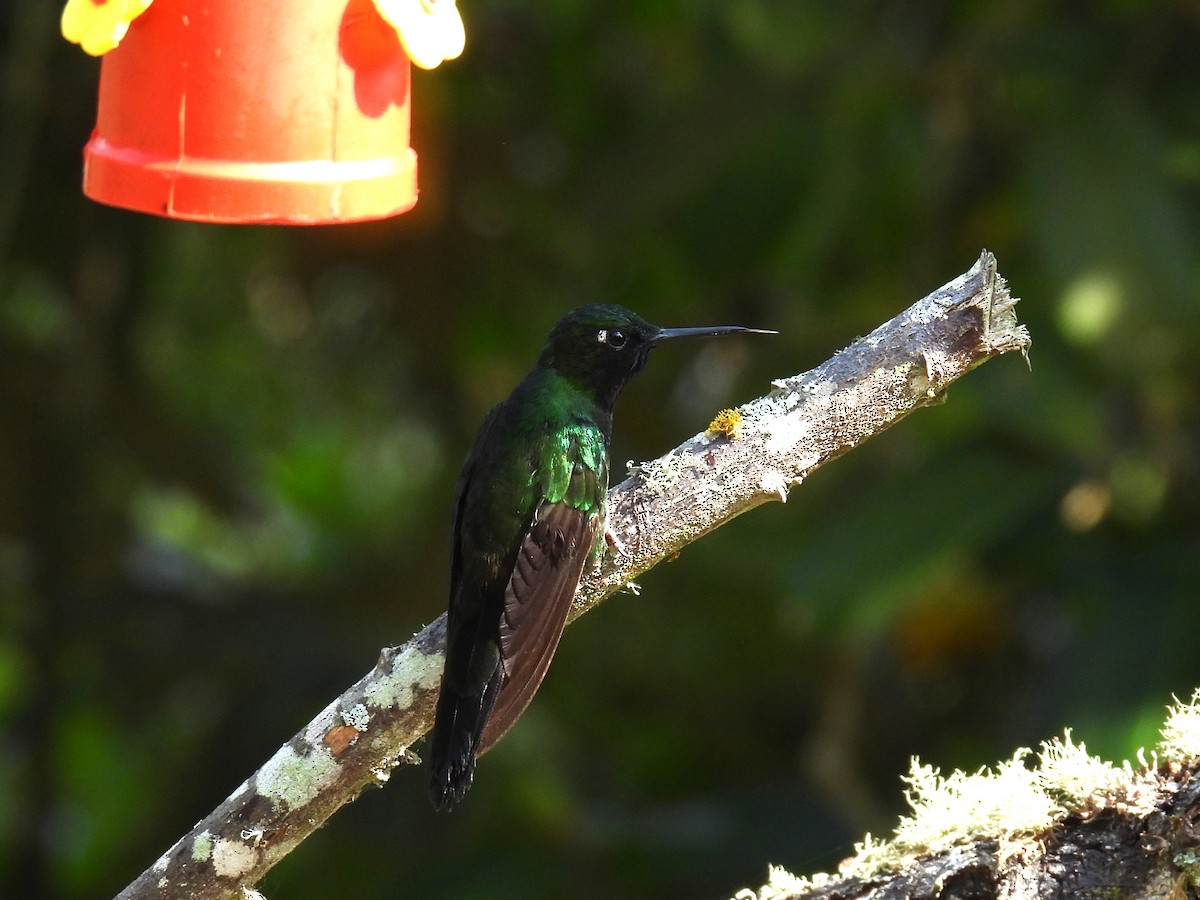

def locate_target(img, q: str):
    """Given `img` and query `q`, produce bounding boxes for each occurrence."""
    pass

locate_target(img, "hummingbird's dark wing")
[429,406,605,810]
[478,499,594,753]
[428,406,509,811]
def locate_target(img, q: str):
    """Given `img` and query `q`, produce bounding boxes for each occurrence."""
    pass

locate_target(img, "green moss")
[1174,849,1200,887]
[191,830,213,862]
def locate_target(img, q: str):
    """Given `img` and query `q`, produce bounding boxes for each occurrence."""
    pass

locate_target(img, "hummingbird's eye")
[598,329,628,349]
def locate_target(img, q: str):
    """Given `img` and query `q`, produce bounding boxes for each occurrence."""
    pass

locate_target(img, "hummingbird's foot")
[604,527,627,557]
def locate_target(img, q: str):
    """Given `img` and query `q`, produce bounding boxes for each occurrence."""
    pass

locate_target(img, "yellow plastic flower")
[61,0,155,56]
[373,0,465,70]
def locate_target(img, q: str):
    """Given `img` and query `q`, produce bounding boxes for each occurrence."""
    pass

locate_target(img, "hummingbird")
[428,304,774,810]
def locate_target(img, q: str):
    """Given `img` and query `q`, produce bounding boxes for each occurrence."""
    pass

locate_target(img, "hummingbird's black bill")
[651,325,778,343]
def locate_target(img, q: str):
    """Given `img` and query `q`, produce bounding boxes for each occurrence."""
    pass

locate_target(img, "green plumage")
[523,376,608,513]
[428,305,773,811]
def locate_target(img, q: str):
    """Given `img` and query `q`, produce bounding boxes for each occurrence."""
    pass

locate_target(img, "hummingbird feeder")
[61,0,464,224]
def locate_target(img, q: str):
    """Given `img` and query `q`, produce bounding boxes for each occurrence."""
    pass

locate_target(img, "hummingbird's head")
[537,304,774,408]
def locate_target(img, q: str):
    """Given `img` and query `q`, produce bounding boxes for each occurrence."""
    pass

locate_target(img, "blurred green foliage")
[2,1,1200,898]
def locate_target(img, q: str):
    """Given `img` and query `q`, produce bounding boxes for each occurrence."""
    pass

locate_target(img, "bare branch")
[116,251,1029,900]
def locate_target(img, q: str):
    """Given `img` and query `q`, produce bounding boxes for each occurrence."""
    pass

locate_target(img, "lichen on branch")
[117,252,1030,900]
[736,689,1200,900]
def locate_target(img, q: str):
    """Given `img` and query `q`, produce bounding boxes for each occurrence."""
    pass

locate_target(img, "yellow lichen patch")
[373,0,465,70]
[61,0,154,56]
[706,408,743,441]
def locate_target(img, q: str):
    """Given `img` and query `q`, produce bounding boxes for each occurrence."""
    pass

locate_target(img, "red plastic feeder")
[83,0,418,224]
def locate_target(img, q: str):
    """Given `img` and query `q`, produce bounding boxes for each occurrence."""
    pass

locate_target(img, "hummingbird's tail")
[428,662,502,811]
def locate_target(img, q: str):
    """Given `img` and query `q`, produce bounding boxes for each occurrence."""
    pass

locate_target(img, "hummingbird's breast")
[458,372,609,589]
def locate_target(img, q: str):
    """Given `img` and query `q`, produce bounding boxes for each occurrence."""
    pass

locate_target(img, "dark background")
[3,2,1200,898]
